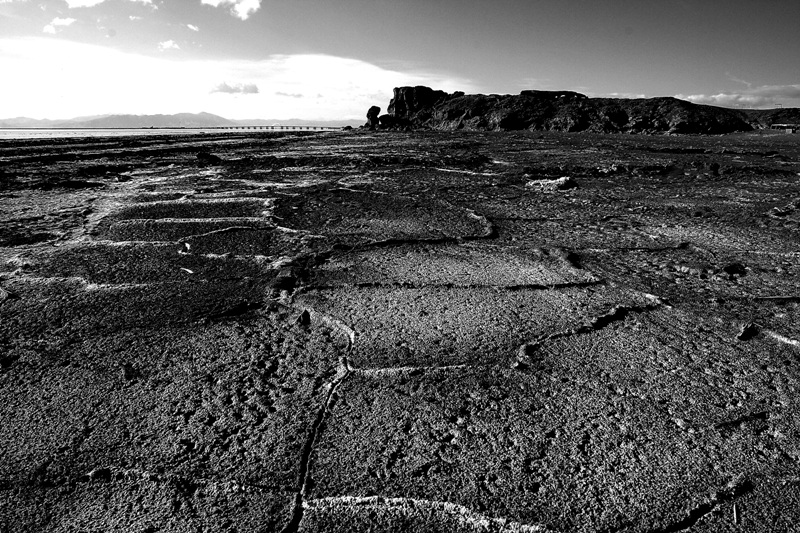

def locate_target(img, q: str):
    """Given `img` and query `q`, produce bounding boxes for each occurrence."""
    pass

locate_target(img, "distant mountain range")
[0,112,363,129]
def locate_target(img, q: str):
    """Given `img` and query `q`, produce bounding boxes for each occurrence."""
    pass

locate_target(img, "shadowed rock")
[374,85,800,134]
[366,106,381,128]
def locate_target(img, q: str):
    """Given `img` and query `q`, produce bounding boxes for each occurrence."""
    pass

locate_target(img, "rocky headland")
[370,86,800,134]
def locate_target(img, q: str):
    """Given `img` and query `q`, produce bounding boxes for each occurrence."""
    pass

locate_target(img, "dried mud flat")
[1,130,800,532]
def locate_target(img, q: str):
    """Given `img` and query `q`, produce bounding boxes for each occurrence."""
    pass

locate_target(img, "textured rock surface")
[2,129,800,531]
[379,86,800,134]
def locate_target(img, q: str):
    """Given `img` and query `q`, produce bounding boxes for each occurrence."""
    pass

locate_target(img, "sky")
[1,0,799,121]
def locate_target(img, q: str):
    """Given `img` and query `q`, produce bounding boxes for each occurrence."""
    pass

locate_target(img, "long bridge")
[208,125,343,131]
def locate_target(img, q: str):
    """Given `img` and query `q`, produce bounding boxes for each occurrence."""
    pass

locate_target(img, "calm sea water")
[0,127,338,140]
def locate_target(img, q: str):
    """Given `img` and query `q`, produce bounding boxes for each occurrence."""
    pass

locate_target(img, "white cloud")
[158,40,180,51]
[200,0,261,20]
[212,82,258,94]
[64,0,105,7]
[0,37,475,121]
[676,85,800,109]
[186,24,199,31]
[604,92,647,99]
[42,17,76,34]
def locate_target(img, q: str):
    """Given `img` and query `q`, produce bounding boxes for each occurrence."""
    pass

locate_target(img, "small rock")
[272,268,296,291]
[518,343,537,359]
[737,323,759,341]
[723,263,747,277]
[512,360,529,371]
[514,343,538,370]
[121,363,138,381]
[297,309,311,326]
[197,152,223,165]
[86,467,112,483]
[673,418,688,430]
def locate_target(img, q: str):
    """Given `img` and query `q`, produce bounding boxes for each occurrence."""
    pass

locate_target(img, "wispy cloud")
[518,77,553,91]
[63,0,152,6]
[42,17,76,34]
[200,0,261,20]
[676,85,800,109]
[725,72,752,89]
[212,82,259,94]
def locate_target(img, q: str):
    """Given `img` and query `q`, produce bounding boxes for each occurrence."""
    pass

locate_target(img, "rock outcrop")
[371,86,800,134]
[366,106,381,128]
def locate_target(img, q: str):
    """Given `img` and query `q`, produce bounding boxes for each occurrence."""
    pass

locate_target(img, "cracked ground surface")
[1,130,800,532]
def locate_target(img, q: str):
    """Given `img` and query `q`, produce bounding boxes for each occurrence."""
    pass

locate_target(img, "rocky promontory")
[374,85,800,134]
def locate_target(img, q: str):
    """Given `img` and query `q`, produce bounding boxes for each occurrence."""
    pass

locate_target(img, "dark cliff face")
[387,86,458,119]
[381,86,798,134]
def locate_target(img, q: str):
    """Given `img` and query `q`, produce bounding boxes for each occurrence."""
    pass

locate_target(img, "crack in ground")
[766,330,800,349]
[177,225,264,242]
[296,307,355,351]
[2,274,267,288]
[328,210,497,253]
[279,304,353,533]
[646,475,752,533]
[334,235,478,252]
[278,300,500,532]
[302,280,604,292]
[108,216,269,225]
[518,296,667,361]
[715,411,769,434]
[348,364,471,377]
[278,295,669,530]
[281,364,349,533]
[302,496,557,532]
